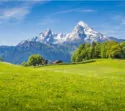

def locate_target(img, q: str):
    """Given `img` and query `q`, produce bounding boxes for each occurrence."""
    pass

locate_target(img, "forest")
[71,41,125,62]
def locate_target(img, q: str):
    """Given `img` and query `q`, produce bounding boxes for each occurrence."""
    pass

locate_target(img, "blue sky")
[0,0,125,45]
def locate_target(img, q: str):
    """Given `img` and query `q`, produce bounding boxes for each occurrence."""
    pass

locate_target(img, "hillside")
[0,42,72,64]
[0,59,125,111]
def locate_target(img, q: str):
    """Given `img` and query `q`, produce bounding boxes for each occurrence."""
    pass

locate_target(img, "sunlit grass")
[0,59,125,111]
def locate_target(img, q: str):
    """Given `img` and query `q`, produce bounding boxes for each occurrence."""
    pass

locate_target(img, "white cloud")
[0,7,30,20]
[54,8,96,15]
[77,9,96,13]
[0,0,48,22]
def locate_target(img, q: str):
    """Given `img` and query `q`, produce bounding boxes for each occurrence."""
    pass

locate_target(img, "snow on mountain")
[18,21,122,46]
[26,28,66,45]
[65,21,109,43]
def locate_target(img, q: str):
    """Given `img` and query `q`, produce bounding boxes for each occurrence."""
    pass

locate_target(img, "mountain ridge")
[0,21,124,64]
[18,21,123,46]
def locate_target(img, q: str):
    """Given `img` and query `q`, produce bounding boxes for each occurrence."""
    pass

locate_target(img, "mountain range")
[0,21,124,64]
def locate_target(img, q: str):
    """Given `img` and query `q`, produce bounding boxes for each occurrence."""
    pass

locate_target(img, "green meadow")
[0,59,125,111]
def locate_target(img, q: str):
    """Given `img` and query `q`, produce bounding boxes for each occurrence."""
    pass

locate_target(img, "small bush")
[28,54,45,66]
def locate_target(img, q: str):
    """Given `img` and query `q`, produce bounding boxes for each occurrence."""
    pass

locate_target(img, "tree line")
[71,41,125,62]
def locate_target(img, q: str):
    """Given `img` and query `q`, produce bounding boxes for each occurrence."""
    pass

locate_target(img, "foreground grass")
[0,59,125,111]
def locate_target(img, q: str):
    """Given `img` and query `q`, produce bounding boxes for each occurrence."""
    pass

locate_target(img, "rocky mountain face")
[18,21,111,45]
[0,21,124,64]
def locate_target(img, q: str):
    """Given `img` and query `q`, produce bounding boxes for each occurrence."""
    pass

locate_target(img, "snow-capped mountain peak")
[43,28,53,37]
[18,21,121,46]
[64,21,105,43]
[75,21,96,33]
[77,21,89,28]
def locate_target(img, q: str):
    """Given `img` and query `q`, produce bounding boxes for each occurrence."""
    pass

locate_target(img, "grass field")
[0,59,125,111]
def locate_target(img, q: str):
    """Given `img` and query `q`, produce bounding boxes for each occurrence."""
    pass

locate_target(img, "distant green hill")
[0,59,125,111]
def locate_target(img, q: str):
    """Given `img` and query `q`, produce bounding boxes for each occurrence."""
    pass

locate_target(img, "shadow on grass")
[34,59,96,68]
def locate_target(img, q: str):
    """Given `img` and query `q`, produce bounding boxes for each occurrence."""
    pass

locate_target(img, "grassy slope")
[0,59,125,111]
